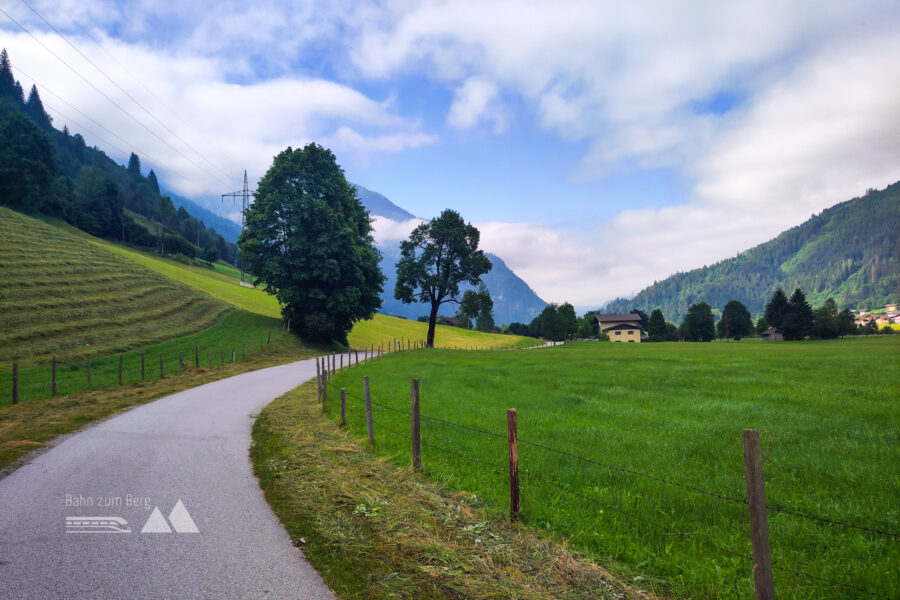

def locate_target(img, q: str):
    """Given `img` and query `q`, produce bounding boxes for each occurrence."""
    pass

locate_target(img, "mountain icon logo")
[140,499,199,534]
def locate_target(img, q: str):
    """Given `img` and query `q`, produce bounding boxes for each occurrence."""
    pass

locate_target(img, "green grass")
[0,309,304,404]
[251,380,656,600]
[0,207,229,364]
[324,337,900,599]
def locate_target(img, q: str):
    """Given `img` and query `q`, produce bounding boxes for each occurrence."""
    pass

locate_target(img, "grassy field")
[0,207,229,364]
[324,337,900,599]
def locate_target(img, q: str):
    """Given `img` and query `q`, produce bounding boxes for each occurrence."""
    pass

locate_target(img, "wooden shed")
[761,327,784,342]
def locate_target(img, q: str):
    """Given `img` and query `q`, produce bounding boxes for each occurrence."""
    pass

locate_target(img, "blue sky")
[2,0,899,307]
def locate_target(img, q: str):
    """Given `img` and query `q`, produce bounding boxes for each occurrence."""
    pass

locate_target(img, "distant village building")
[761,327,784,342]
[886,303,898,313]
[595,314,643,343]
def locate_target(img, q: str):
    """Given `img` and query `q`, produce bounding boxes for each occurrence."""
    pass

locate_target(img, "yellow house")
[595,314,643,343]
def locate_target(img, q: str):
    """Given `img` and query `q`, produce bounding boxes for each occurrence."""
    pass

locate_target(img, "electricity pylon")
[222,170,253,282]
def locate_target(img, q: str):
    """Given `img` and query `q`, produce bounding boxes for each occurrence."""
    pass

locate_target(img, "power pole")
[222,170,253,282]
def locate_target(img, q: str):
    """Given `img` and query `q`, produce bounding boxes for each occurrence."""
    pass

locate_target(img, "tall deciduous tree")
[395,209,491,347]
[680,302,715,342]
[240,144,384,343]
[718,300,754,340]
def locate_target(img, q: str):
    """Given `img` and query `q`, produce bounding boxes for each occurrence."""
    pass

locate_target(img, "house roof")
[595,314,642,323]
[761,327,783,335]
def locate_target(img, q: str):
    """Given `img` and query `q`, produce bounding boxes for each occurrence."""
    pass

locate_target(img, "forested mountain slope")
[605,182,900,321]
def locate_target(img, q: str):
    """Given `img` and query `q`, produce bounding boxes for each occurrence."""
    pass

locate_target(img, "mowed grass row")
[0,310,303,404]
[325,337,900,600]
[0,208,228,363]
[93,237,538,350]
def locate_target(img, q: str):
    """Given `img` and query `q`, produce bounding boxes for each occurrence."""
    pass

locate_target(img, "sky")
[2,0,899,309]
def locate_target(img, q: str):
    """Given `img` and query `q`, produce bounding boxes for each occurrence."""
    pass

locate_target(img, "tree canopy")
[647,308,667,341]
[717,300,754,340]
[240,143,384,343]
[680,302,715,342]
[395,209,492,347]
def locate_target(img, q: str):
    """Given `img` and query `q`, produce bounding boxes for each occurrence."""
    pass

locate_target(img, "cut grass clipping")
[252,380,656,600]
[323,337,900,600]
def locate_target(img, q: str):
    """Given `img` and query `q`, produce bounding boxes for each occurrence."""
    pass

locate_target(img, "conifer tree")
[782,288,814,340]
[127,152,142,177]
[24,85,53,129]
[147,169,160,195]
[647,308,667,341]
[0,49,17,100]
[764,288,789,329]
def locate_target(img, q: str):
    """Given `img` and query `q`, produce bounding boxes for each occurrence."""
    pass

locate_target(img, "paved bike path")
[0,357,344,599]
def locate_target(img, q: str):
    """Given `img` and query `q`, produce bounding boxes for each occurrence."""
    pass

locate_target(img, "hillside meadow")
[324,337,899,600]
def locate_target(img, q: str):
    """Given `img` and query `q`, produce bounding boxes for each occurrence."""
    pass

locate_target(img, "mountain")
[168,192,242,243]
[604,182,900,322]
[354,184,417,221]
[355,186,547,324]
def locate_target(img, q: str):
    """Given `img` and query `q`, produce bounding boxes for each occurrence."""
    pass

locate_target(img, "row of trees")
[0,49,236,265]
[635,288,874,343]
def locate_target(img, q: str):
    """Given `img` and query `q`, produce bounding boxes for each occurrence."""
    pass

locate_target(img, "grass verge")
[0,332,332,473]
[251,380,655,600]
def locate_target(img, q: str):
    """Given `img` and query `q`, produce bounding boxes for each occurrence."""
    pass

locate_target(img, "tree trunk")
[426,301,440,348]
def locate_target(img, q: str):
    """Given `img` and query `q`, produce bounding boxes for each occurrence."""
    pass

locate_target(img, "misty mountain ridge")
[604,181,900,322]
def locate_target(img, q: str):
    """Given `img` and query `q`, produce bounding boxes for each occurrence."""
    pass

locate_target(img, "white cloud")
[446,77,506,132]
[370,215,424,244]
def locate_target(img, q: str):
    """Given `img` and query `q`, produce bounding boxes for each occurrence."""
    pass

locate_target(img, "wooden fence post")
[322,370,328,411]
[316,357,322,403]
[268,330,271,344]
[508,408,520,522]
[340,354,343,370]
[159,353,163,378]
[51,356,56,396]
[220,349,224,365]
[118,355,124,384]
[340,388,346,426]
[87,357,92,388]
[411,378,421,472]
[11,362,18,405]
[242,342,246,358]
[364,376,374,447]
[743,429,776,600]
[232,348,235,364]
[141,353,145,380]
[195,345,199,368]
[179,351,184,371]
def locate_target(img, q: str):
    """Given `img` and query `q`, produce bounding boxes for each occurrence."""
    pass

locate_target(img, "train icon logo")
[65,516,131,534]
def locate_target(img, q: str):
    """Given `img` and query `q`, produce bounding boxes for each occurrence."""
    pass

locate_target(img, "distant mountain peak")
[353,184,417,221]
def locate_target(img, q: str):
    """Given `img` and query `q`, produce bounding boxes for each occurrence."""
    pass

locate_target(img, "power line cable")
[43,0,232,179]
[0,5,229,186]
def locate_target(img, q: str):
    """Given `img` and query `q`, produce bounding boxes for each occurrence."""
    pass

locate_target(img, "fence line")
[4,329,280,404]
[321,371,893,599]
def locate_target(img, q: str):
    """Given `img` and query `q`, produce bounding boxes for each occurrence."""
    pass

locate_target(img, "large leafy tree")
[240,143,384,343]
[680,302,715,342]
[717,300,754,340]
[395,209,491,347]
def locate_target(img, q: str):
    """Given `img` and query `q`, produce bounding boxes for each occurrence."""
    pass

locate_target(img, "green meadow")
[325,337,900,599]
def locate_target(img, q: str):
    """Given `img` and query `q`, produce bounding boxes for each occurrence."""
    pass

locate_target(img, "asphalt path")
[0,355,354,599]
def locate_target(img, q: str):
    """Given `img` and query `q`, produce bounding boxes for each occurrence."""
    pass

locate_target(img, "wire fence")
[316,367,895,599]
[2,329,281,405]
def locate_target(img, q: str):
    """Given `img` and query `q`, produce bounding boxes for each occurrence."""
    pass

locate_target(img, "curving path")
[0,356,349,599]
